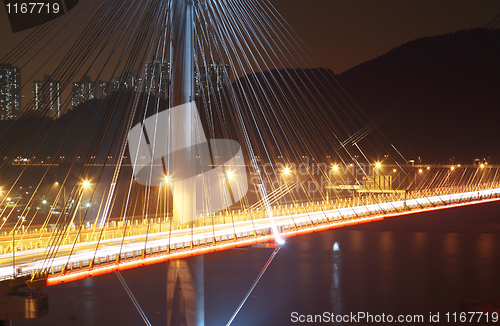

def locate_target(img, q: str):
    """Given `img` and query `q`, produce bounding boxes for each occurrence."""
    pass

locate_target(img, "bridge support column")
[166,256,204,326]
[165,1,204,325]
[0,290,48,321]
[169,0,197,223]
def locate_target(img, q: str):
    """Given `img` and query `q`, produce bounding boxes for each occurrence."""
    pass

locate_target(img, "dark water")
[15,201,500,325]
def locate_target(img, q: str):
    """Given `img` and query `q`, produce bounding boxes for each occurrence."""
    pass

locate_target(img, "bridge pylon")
[167,0,204,325]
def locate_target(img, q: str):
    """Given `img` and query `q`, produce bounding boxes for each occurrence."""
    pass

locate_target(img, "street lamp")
[77,180,91,227]
[54,182,66,213]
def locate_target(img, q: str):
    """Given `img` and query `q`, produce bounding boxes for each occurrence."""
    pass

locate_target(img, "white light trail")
[0,188,499,279]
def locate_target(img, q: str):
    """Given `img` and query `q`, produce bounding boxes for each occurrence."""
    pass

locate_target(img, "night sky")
[271,0,500,73]
[1,1,500,74]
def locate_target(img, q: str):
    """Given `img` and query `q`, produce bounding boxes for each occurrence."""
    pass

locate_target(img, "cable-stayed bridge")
[0,0,498,324]
[1,173,499,288]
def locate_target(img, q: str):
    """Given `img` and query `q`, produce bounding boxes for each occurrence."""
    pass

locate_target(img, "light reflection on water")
[330,242,343,319]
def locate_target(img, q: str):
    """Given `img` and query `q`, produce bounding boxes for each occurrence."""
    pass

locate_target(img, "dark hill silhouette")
[338,28,500,164]
[1,28,498,168]
[226,28,500,165]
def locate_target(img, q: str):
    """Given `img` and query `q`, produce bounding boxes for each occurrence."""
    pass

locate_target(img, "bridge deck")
[0,186,498,288]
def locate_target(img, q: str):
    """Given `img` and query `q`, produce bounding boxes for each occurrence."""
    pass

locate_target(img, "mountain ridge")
[336,27,500,163]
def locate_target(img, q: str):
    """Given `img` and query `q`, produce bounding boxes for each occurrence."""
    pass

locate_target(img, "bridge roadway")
[0,186,499,287]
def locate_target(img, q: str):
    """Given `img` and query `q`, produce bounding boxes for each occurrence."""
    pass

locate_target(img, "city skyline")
[1,2,499,114]
[32,74,61,118]
[0,58,231,116]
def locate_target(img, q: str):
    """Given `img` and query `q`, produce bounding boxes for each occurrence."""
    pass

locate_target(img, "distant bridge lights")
[375,162,381,168]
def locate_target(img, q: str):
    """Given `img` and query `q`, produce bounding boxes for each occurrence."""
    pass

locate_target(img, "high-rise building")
[108,70,141,94]
[144,58,169,99]
[94,79,108,99]
[72,75,94,108]
[195,60,230,97]
[122,70,140,91]
[33,74,61,119]
[108,76,120,93]
[0,63,21,120]
[71,76,108,108]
